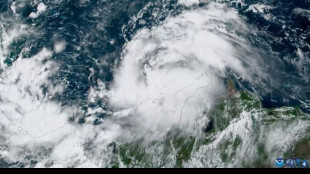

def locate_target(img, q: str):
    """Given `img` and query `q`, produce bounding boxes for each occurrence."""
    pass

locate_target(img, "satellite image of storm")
[0,0,309,168]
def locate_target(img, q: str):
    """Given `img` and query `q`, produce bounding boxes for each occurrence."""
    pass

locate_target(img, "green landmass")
[108,80,310,168]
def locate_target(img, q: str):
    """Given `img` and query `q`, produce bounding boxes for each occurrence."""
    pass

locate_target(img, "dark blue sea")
[0,0,309,168]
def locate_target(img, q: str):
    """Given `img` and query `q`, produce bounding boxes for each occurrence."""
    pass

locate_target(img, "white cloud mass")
[109,3,259,141]
[0,1,308,168]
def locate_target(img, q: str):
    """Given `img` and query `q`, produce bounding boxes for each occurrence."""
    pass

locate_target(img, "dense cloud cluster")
[0,0,309,168]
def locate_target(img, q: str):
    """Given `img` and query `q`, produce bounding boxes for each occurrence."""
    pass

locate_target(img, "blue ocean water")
[0,0,309,168]
[1,0,308,112]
